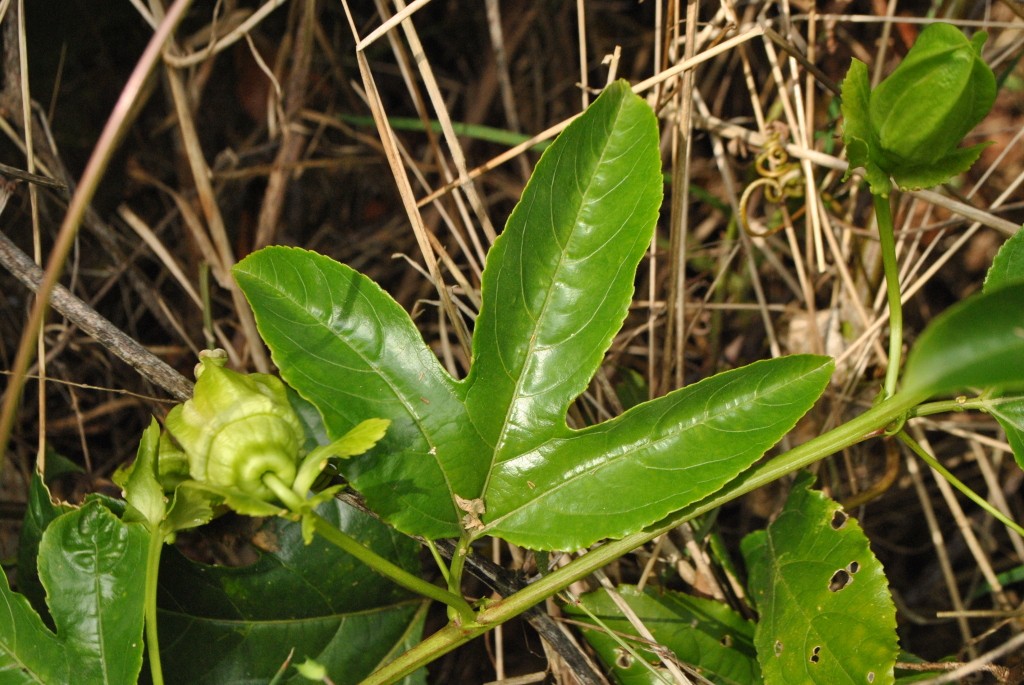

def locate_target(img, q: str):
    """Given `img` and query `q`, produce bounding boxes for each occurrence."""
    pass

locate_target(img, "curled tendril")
[740,133,805,239]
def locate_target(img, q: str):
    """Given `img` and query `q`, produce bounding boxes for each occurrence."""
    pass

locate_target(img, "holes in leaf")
[810,646,821,664]
[848,561,861,574]
[829,568,853,592]
[614,647,632,670]
[720,634,733,647]
[868,672,875,683]
[831,510,849,530]
[774,640,783,657]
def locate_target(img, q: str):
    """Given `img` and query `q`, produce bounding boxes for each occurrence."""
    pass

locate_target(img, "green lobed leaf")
[237,82,834,550]
[749,472,897,685]
[565,585,762,685]
[901,282,1024,397]
[157,498,426,684]
[483,355,834,549]
[2,500,150,684]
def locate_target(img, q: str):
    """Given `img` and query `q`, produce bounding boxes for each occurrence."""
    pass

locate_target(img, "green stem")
[310,513,476,624]
[262,472,306,510]
[445,536,471,623]
[424,540,450,583]
[144,527,165,685]
[875,192,903,399]
[359,390,923,685]
[910,394,1016,418]
[897,430,1024,538]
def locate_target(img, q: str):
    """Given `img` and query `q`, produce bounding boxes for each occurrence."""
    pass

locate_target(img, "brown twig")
[0,230,194,401]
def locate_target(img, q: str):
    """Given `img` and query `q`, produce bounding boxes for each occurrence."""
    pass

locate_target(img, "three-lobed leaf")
[236,81,834,551]
[745,472,897,685]
[566,585,761,685]
[1,498,149,684]
[157,498,426,684]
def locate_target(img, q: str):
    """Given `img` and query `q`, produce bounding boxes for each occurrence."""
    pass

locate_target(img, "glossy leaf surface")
[902,282,1024,397]
[157,499,425,684]
[747,473,897,685]
[566,585,761,685]
[484,355,834,548]
[237,82,833,550]
[1,500,149,684]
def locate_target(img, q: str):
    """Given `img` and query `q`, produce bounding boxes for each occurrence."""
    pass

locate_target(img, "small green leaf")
[870,23,995,170]
[158,499,426,684]
[752,472,897,685]
[308,418,391,461]
[890,142,992,192]
[901,282,1024,397]
[840,60,875,179]
[123,417,166,529]
[566,585,762,685]
[984,227,1024,292]
[162,481,218,535]
[2,501,149,684]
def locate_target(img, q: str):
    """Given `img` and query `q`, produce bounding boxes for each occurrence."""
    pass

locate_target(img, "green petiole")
[875,192,904,400]
[897,429,1024,539]
[309,513,477,625]
[261,472,476,624]
[144,527,165,685]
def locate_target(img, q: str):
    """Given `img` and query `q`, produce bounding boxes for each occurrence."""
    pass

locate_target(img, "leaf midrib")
[479,93,629,500]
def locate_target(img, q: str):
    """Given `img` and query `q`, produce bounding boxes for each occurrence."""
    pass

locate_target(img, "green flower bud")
[842,23,995,194]
[165,353,304,501]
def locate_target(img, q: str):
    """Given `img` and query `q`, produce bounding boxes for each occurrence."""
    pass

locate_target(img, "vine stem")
[360,390,924,685]
[897,430,1024,538]
[875,192,903,399]
[144,528,165,685]
[260,472,476,622]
